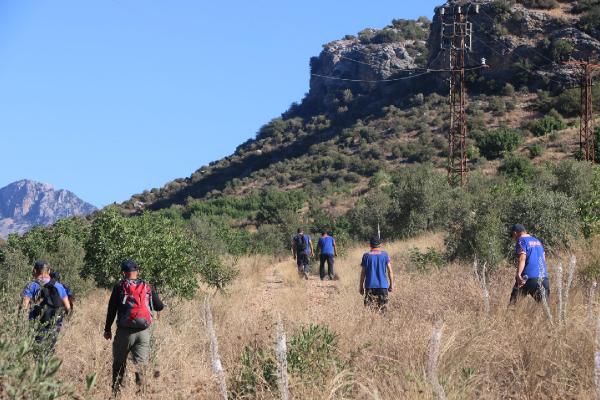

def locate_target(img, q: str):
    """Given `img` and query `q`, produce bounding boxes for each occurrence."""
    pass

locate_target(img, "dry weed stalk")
[539,257,553,325]
[275,314,289,400]
[557,263,564,325]
[427,321,446,400]
[472,258,489,313]
[590,282,598,322]
[564,255,576,321]
[204,295,228,400]
[595,312,600,400]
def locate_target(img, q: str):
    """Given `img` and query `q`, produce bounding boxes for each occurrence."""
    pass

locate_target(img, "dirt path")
[256,258,340,317]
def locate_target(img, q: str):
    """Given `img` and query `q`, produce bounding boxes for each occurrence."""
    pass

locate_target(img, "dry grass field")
[55,234,599,399]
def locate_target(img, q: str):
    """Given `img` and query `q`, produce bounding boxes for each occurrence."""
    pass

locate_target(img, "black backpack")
[32,280,65,325]
[294,234,307,254]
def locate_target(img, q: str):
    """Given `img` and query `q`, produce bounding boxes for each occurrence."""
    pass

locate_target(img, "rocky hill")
[122,0,600,214]
[0,180,97,238]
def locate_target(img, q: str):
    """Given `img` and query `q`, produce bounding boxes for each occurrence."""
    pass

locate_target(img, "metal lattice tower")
[565,60,600,163]
[440,4,476,186]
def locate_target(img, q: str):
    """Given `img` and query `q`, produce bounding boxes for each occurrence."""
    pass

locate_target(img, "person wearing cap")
[292,227,314,279]
[49,271,75,310]
[104,260,164,392]
[317,230,338,280]
[359,237,394,312]
[509,224,550,304]
[21,260,71,356]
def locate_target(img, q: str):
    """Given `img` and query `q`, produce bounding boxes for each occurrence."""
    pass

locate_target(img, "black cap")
[34,260,47,270]
[121,260,139,272]
[510,224,526,235]
[50,271,61,281]
[370,237,382,248]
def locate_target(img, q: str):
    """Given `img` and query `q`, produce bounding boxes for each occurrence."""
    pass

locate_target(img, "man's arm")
[333,239,338,257]
[62,296,71,313]
[104,286,119,339]
[516,253,526,287]
[291,239,297,259]
[359,267,366,295]
[151,289,165,312]
[309,239,314,256]
[387,262,394,292]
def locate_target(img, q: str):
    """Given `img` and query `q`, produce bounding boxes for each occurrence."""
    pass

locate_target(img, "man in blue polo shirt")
[21,260,71,357]
[509,224,550,304]
[359,237,394,312]
[317,230,337,280]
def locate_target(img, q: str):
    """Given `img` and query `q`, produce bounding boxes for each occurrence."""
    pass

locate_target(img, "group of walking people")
[291,223,550,312]
[18,222,548,393]
[21,259,164,394]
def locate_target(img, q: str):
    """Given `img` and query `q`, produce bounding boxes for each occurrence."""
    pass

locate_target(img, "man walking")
[292,228,313,279]
[509,224,550,304]
[104,260,164,393]
[317,230,337,280]
[21,260,71,358]
[359,237,394,312]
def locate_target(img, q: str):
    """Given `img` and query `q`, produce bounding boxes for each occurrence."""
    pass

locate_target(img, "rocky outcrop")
[0,180,96,238]
[308,20,429,107]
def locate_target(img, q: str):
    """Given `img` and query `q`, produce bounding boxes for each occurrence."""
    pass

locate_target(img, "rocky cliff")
[0,180,96,238]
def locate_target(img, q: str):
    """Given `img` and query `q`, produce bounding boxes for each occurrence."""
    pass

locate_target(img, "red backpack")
[118,279,153,329]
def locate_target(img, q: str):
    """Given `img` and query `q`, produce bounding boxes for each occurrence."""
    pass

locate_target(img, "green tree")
[476,127,523,159]
[84,207,236,297]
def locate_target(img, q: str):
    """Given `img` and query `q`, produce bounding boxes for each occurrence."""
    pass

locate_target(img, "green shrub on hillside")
[476,127,523,159]
[517,0,558,9]
[287,324,339,383]
[498,153,535,180]
[524,111,566,136]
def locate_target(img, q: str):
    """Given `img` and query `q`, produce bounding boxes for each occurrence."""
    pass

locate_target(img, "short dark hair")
[297,228,303,233]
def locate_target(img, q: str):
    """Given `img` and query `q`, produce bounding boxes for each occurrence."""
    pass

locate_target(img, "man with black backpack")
[292,228,313,279]
[50,271,74,310]
[21,260,71,357]
[104,260,164,393]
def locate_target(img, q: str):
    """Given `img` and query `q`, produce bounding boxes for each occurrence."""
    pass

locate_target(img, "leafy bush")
[525,111,566,136]
[409,247,445,272]
[579,6,600,40]
[476,127,523,159]
[499,153,535,180]
[84,207,237,297]
[529,143,545,158]
[229,344,277,398]
[287,324,339,383]
[0,298,72,399]
[517,0,558,9]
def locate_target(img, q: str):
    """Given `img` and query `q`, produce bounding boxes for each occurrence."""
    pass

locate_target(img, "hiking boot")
[303,272,309,280]
[328,274,334,280]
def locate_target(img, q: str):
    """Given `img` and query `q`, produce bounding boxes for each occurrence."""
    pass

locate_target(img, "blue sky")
[0,0,441,207]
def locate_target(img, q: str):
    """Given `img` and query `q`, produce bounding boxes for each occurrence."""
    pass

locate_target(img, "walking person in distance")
[292,228,313,279]
[359,237,394,313]
[317,230,337,280]
[508,224,550,305]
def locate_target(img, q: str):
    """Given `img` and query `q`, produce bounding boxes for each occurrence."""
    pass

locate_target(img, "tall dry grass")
[55,234,599,399]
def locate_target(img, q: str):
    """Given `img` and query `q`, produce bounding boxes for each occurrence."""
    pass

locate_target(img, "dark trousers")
[319,254,334,279]
[296,253,310,274]
[364,288,389,312]
[509,278,550,305]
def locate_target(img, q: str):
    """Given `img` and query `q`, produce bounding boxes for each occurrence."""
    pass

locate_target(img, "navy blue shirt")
[361,250,390,289]
[318,236,335,255]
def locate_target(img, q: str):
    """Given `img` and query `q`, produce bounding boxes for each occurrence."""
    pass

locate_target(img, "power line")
[311,65,487,84]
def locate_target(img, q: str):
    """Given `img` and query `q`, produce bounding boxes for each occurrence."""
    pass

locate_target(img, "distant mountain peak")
[0,179,97,238]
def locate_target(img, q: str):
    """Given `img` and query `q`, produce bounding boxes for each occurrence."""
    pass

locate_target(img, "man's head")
[33,260,50,277]
[121,260,139,279]
[370,236,382,249]
[49,271,61,282]
[297,228,304,234]
[320,230,328,236]
[510,224,527,241]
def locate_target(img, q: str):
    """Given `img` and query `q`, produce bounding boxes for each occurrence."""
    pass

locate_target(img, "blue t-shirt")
[318,236,335,255]
[516,235,547,279]
[361,250,390,289]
